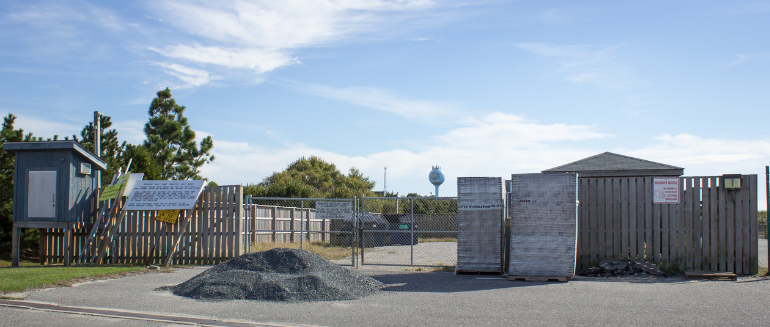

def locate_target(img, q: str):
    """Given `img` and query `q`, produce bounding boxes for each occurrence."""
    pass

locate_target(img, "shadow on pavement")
[371,272,541,293]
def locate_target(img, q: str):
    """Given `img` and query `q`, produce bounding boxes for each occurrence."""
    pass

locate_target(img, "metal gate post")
[300,200,304,250]
[410,198,414,266]
[353,197,358,268]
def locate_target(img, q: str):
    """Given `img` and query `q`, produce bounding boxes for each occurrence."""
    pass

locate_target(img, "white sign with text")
[653,178,680,204]
[124,180,206,210]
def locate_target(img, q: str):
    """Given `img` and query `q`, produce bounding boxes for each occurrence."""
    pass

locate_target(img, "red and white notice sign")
[653,178,680,204]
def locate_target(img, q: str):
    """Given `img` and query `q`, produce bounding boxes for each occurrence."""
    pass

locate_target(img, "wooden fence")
[577,175,758,275]
[40,185,243,265]
[244,205,330,245]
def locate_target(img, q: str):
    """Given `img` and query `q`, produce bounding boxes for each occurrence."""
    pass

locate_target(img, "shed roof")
[542,152,683,177]
[4,141,108,170]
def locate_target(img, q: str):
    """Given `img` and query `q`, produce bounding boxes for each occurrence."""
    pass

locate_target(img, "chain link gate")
[360,197,458,267]
[244,197,357,266]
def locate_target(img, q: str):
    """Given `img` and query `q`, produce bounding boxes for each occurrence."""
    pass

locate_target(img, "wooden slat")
[644,177,653,262]
[602,179,612,261]
[661,200,669,268]
[579,178,589,271]
[726,182,735,273]
[709,177,718,272]
[668,202,676,270]
[653,201,661,264]
[701,178,710,271]
[205,186,213,265]
[214,186,223,263]
[235,185,243,257]
[737,175,744,275]
[693,177,702,270]
[735,181,743,275]
[619,178,628,260]
[612,178,627,259]
[718,182,727,271]
[636,177,645,261]
[676,179,684,270]
[683,178,693,270]
[226,186,234,259]
[629,178,637,261]
[589,179,599,266]
[749,175,758,275]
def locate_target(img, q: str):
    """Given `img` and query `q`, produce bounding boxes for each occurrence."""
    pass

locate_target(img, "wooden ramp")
[685,271,737,281]
[506,275,569,282]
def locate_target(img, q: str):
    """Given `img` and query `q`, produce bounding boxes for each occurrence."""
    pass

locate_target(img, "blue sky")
[1,0,769,206]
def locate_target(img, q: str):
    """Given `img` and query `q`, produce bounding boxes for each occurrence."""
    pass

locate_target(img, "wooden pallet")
[455,270,502,276]
[685,271,737,281]
[506,275,569,282]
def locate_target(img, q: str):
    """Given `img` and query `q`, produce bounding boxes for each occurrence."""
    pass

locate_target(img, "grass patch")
[756,267,769,277]
[249,241,352,261]
[0,264,145,293]
[418,237,457,243]
[432,265,455,272]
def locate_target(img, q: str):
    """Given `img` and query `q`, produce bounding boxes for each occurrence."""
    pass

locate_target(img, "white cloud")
[110,119,147,145]
[150,46,299,73]
[12,114,82,139]
[198,112,608,194]
[149,0,439,75]
[151,62,212,88]
[515,42,640,88]
[725,54,769,68]
[286,81,461,120]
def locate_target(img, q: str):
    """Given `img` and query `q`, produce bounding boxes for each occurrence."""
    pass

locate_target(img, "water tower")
[428,166,445,196]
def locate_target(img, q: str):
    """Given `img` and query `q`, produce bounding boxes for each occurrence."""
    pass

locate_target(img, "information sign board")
[124,180,206,210]
[155,209,181,224]
[99,173,130,201]
[653,178,680,204]
[316,201,352,221]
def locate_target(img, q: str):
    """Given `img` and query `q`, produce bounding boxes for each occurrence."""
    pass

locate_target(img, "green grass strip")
[0,266,144,293]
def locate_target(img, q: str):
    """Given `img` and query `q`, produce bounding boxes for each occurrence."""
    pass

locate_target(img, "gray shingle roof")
[4,141,108,170]
[542,152,683,177]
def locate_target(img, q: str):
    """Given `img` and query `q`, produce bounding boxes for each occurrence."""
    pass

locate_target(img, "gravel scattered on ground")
[158,248,384,302]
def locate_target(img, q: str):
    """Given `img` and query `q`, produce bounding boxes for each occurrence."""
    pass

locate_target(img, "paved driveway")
[3,263,770,327]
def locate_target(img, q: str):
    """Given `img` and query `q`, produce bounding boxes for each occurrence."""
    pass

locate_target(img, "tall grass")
[249,242,352,261]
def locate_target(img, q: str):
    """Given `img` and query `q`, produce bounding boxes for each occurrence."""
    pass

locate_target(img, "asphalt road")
[3,263,770,327]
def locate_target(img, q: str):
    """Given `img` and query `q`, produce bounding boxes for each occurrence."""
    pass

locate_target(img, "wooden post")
[235,185,243,256]
[94,111,101,193]
[290,208,296,242]
[271,207,277,242]
[11,224,20,267]
[64,226,72,267]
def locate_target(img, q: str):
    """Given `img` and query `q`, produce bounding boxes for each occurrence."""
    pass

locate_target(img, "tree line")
[0,88,215,255]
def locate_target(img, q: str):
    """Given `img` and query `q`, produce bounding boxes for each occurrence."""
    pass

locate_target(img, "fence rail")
[40,185,243,265]
[577,175,758,275]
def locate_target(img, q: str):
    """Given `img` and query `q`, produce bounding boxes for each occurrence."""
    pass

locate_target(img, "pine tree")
[143,88,214,180]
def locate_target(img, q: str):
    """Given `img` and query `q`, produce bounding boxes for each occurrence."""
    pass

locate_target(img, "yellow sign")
[155,210,181,224]
[98,173,130,201]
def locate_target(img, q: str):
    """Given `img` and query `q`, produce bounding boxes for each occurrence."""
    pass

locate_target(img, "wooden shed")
[5,141,107,266]
[541,152,683,177]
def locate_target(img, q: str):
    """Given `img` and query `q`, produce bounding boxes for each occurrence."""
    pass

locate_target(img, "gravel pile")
[161,248,384,302]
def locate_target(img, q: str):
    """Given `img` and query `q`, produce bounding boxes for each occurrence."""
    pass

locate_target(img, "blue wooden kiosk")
[5,141,107,266]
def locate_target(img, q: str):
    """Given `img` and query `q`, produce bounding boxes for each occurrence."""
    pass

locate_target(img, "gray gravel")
[161,248,384,302]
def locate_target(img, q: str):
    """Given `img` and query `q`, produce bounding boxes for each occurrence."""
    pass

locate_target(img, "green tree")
[143,88,214,180]
[245,156,375,199]
[0,114,38,254]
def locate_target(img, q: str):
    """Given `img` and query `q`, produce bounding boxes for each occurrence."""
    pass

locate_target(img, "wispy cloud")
[149,0,440,76]
[515,42,640,88]
[151,62,213,89]
[285,81,461,120]
[725,53,769,68]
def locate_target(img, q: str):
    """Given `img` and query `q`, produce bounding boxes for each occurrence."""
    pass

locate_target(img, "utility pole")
[384,167,387,195]
[94,111,101,188]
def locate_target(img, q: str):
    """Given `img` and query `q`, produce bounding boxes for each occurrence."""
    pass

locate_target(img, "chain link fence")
[243,197,356,266]
[360,197,458,267]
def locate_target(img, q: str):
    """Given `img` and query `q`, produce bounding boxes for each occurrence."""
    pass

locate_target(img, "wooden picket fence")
[244,204,330,245]
[577,175,759,275]
[40,185,243,265]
